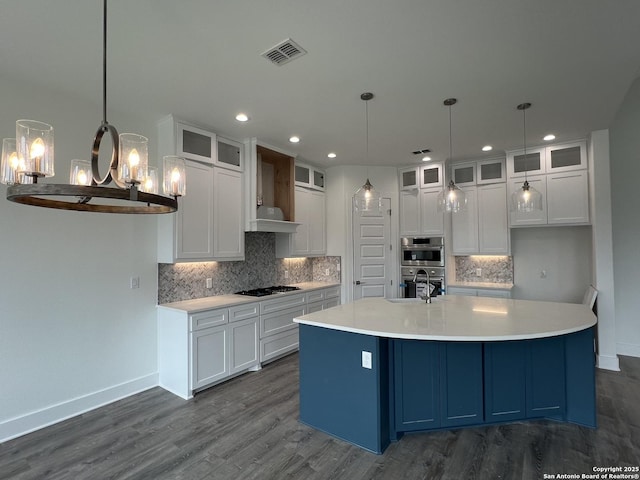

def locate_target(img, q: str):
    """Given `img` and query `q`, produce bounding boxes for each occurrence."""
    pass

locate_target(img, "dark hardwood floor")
[1,354,639,480]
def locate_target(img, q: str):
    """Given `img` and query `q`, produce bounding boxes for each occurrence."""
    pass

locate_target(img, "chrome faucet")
[413,268,432,303]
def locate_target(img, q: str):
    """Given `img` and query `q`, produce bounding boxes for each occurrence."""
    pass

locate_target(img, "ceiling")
[1,0,640,168]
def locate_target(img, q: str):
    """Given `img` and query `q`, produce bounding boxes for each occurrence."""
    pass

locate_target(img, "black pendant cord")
[523,104,527,183]
[102,0,108,125]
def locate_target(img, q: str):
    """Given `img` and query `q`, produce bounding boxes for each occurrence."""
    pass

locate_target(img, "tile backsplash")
[158,232,341,304]
[454,256,513,284]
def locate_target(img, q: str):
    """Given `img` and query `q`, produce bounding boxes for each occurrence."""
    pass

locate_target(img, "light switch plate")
[362,351,372,369]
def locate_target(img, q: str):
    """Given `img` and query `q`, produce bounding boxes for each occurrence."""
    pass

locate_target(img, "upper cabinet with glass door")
[420,163,444,188]
[177,122,216,164]
[294,162,325,191]
[216,135,243,172]
[452,162,476,186]
[545,140,587,173]
[506,147,546,178]
[399,166,419,190]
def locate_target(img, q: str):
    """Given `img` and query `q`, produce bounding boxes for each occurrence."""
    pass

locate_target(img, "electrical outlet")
[206,278,213,289]
[362,351,372,369]
[476,268,482,277]
[284,270,289,279]
[130,276,140,289]
[325,268,330,276]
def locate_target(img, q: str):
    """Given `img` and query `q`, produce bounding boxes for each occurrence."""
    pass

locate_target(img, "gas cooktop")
[234,285,301,297]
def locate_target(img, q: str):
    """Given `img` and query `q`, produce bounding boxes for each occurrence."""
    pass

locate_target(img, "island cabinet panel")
[392,341,483,431]
[565,327,597,427]
[526,336,566,418]
[439,343,483,427]
[484,342,527,422]
[393,340,440,431]
[298,325,390,454]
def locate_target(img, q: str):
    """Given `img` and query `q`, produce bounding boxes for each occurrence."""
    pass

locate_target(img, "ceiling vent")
[261,38,307,66]
[412,148,431,155]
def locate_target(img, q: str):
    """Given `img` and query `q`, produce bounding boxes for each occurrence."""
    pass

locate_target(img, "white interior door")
[352,198,392,300]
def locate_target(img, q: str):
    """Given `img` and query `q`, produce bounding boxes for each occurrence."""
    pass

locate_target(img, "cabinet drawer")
[190,309,228,331]
[261,328,299,363]
[306,301,324,314]
[306,290,325,304]
[324,286,341,299]
[260,305,305,338]
[260,293,305,314]
[229,302,259,322]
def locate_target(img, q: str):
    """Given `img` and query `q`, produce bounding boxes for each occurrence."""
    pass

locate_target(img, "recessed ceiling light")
[289,136,300,143]
[422,156,432,162]
[482,145,493,152]
[327,153,336,159]
[543,134,556,141]
[235,113,249,122]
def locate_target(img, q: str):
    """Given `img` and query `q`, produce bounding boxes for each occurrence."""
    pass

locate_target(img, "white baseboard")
[0,373,158,444]
[597,353,620,371]
[616,342,640,358]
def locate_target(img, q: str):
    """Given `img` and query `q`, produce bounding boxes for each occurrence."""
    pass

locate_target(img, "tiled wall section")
[454,256,514,284]
[158,232,341,304]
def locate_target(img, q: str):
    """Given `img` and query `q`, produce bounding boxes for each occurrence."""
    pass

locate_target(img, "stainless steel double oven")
[400,236,445,297]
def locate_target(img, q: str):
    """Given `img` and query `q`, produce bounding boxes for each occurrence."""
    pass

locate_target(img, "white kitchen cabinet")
[213,168,244,260]
[157,116,245,262]
[477,158,506,184]
[177,121,216,164]
[216,135,243,171]
[478,183,510,254]
[295,163,325,191]
[399,166,419,190]
[546,170,589,225]
[420,163,444,188]
[158,302,260,399]
[191,325,228,389]
[545,141,587,174]
[506,147,546,178]
[451,187,479,254]
[260,293,305,364]
[398,188,444,236]
[229,317,259,375]
[452,184,509,255]
[452,162,476,186]
[276,186,326,257]
[508,176,548,227]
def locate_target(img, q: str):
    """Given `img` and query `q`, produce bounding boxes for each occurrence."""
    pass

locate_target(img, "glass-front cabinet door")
[216,136,243,171]
[177,122,216,164]
[477,158,505,184]
[399,166,419,190]
[506,147,546,178]
[420,163,443,188]
[545,141,587,173]
[452,163,476,186]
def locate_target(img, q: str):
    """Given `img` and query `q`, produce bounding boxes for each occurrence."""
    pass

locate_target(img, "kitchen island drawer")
[260,305,305,338]
[260,293,305,314]
[190,308,228,331]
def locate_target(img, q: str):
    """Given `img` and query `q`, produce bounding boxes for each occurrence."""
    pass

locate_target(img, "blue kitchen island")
[294,295,597,454]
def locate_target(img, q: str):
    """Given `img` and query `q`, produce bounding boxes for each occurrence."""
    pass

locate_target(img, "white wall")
[609,77,640,358]
[510,226,592,303]
[0,74,160,441]
[325,165,399,302]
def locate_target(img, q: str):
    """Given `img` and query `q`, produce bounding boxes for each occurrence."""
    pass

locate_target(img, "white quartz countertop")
[158,282,340,314]
[294,295,596,341]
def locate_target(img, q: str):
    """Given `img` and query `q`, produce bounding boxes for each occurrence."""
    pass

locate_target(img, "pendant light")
[510,102,542,212]
[1,0,185,213]
[437,98,467,213]
[353,92,383,215]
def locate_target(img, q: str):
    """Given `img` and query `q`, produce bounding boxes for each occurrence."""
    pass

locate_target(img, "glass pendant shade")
[141,166,159,194]
[437,180,467,213]
[69,159,92,186]
[353,178,382,213]
[118,133,148,184]
[163,156,186,197]
[1,138,20,185]
[511,180,542,212]
[16,120,54,178]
